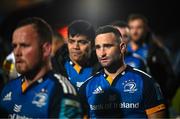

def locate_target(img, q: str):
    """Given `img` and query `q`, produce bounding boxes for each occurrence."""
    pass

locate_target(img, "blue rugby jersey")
[64,59,93,89]
[0,71,82,118]
[79,65,166,118]
[127,43,149,60]
[125,52,149,73]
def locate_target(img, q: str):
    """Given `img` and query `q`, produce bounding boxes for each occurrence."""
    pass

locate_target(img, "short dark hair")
[16,17,53,43]
[111,20,129,28]
[95,25,122,43]
[127,14,148,25]
[68,20,95,41]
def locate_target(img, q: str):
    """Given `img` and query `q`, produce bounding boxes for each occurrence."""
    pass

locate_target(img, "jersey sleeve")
[48,74,83,118]
[143,77,166,115]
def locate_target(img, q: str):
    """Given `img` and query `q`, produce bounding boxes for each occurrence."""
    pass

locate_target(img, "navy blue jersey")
[0,71,82,118]
[64,59,93,89]
[127,43,149,60]
[51,44,101,90]
[79,66,166,118]
[125,52,149,73]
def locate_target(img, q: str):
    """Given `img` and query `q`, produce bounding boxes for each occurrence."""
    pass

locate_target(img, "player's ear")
[120,42,126,54]
[42,42,52,58]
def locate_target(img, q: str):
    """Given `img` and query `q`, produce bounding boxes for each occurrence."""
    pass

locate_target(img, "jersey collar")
[102,65,131,85]
[67,59,82,74]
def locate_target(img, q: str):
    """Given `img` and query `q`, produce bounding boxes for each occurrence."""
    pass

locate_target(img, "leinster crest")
[32,91,48,107]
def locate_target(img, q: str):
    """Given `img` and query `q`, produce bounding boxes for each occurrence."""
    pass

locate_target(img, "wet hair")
[15,17,53,43]
[127,14,148,25]
[68,20,95,41]
[95,25,122,43]
[111,20,129,28]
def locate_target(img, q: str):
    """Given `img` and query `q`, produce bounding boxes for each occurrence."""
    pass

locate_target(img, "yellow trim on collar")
[73,64,82,74]
[22,80,28,93]
[106,75,113,85]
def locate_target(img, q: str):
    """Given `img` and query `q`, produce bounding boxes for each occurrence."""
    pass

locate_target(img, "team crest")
[32,91,48,107]
[122,80,137,93]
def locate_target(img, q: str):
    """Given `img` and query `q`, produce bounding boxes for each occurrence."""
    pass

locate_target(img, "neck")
[70,57,88,67]
[104,62,126,80]
[130,41,139,51]
[131,37,146,51]
[24,61,51,86]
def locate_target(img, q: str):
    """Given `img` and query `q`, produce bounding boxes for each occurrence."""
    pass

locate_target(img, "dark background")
[0,0,179,51]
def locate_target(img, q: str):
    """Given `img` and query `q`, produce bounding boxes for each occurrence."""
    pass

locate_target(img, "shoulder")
[52,73,77,95]
[128,67,160,91]
[126,66,161,96]
[126,52,146,62]
[132,53,146,62]
[80,71,102,91]
[126,66,152,82]
[3,76,22,88]
[0,76,22,98]
[131,67,151,78]
[84,71,102,84]
[126,65,150,75]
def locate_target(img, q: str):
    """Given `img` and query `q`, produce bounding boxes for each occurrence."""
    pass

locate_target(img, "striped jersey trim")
[146,104,166,115]
[133,68,152,78]
[54,74,77,95]
[82,71,101,85]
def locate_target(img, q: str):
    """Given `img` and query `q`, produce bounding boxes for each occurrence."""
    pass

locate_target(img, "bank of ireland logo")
[122,80,137,93]
[32,89,48,107]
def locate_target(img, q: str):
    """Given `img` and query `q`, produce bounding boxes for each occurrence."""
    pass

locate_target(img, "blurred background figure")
[111,20,149,73]
[51,30,65,57]
[127,14,178,117]
[111,20,130,43]
[164,32,180,117]
[2,52,20,81]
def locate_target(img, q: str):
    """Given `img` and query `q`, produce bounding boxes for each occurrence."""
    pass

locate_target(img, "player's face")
[12,24,43,75]
[68,35,91,64]
[116,27,130,44]
[95,32,122,68]
[128,19,146,42]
